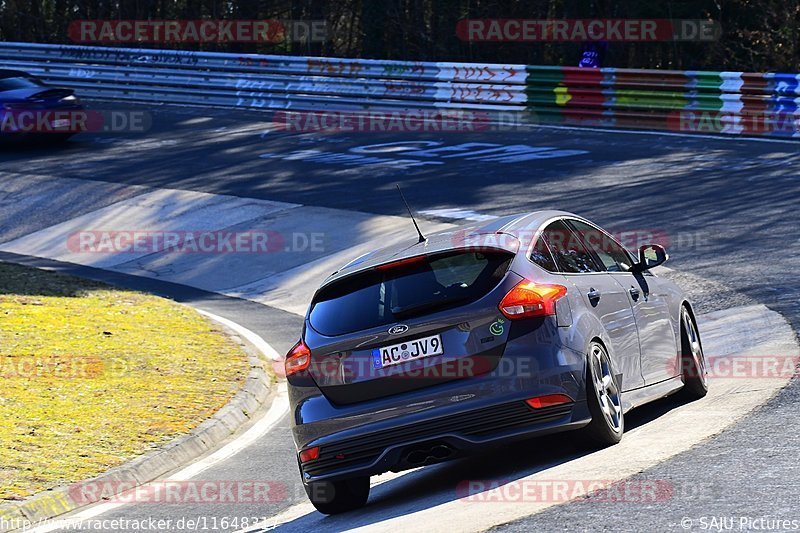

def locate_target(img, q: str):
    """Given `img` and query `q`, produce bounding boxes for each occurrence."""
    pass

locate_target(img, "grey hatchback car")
[285,210,708,514]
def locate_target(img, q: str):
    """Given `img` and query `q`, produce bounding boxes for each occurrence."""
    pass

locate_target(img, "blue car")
[286,210,708,514]
[0,69,83,141]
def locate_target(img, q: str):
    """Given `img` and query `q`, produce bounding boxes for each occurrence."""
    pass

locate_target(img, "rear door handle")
[629,287,640,300]
[587,288,601,300]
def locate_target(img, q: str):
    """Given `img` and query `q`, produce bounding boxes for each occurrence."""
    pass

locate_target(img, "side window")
[568,220,634,272]
[530,233,558,271]
[541,220,602,273]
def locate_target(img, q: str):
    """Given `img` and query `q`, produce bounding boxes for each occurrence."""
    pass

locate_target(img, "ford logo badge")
[388,324,409,335]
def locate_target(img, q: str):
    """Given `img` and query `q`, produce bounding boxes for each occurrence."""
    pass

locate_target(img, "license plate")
[372,334,443,369]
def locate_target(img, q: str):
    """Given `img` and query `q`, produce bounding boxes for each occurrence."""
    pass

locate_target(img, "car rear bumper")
[297,395,591,484]
[291,320,591,483]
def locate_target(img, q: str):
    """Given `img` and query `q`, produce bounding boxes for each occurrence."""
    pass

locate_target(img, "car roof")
[322,209,579,287]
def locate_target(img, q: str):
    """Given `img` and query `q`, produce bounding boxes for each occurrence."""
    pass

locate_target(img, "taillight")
[299,446,320,463]
[285,340,311,376]
[498,279,567,319]
[525,394,573,409]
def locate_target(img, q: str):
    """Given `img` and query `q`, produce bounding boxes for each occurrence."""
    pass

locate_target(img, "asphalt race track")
[1,103,799,532]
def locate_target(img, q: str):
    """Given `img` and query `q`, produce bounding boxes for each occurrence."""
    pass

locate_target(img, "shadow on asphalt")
[0,137,80,153]
[275,392,693,532]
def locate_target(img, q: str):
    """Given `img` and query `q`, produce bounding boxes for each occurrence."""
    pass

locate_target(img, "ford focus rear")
[285,211,707,514]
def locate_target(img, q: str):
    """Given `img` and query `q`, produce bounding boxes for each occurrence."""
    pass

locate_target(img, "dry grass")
[0,262,249,501]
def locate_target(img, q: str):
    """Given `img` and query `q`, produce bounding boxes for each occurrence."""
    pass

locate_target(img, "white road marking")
[196,308,282,361]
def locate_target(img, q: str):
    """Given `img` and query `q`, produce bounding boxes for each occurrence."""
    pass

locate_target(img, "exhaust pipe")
[405,444,454,465]
[430,445,452,459]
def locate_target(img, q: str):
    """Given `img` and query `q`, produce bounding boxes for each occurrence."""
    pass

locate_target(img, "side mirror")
[631,244,668,272]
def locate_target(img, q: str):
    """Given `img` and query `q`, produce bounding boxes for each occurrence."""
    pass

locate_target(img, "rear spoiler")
[320,237,520,291]
[26,88,74,101]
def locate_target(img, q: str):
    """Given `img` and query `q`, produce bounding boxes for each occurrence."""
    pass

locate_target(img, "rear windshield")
[309,251,513,336]
[0,77,44,92]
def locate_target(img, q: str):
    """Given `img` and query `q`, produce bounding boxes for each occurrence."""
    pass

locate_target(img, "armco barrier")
[526,66,800,136]
[1,42,798,137]
[0,42,527,112]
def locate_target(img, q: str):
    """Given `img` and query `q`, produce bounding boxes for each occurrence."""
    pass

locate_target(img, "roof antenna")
[396,184,426,243]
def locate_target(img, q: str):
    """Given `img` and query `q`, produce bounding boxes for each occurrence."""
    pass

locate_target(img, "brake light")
[525,394,573,409]
[285,340,311,376]
[376,255,426,271]
[299,446,320,463]
[498,280,567,319]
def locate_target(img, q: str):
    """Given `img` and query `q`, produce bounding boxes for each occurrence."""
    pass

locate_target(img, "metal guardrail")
[1,41,798,137]
[0,42,527,112]
[525,66,800,136]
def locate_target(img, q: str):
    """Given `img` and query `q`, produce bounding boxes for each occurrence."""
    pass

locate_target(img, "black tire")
[677,306,708,400]
[304,476,370,515]
[580,341,624,447]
